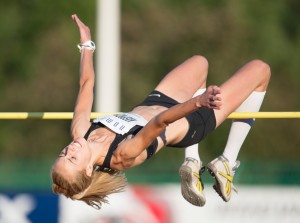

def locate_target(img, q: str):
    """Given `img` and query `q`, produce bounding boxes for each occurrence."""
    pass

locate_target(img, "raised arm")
[116,85,222,167]
[70,14,96,139]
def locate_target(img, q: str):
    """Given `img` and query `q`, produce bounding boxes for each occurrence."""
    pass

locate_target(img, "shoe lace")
[218,157,240,195]
[188,159,205,192]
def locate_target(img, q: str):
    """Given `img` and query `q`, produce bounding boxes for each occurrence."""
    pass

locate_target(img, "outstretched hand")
[197,85,222,110]
[72,14,92,43]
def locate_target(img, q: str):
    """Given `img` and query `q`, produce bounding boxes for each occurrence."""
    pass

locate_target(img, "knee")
[250,59,271,83]
[249,59,271,79]
[190,55,209,70]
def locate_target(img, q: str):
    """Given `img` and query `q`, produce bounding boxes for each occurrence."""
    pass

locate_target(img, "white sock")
[184,88,206,163]
[222,91,266,166]
[185,144,201,163]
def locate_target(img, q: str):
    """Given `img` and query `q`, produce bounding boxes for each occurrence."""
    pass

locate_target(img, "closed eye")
[67,157,78,165]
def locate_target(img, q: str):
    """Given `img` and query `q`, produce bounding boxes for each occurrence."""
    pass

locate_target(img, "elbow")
[115,152,136,169]
[79,78,94,88]
[153,114,169,128]
[79,79,86,88]
[121,158,136,170]
[122,160,134,169]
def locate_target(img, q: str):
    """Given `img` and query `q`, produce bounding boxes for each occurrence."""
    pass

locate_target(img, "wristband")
[77,40,96,52]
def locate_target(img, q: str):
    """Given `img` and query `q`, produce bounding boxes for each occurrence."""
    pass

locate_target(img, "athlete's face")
[53,138,92,179]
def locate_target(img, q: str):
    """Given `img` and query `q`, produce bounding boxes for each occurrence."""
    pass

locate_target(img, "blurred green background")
[0,0,299,191]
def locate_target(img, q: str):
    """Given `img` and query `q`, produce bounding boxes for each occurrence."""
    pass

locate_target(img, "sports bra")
[83,113,158,172]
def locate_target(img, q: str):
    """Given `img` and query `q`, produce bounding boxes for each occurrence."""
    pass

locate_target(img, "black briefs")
[136,90,216,147]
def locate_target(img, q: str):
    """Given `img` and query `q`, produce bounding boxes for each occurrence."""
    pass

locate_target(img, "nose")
[68,144,79,154]
[64,145,76,157]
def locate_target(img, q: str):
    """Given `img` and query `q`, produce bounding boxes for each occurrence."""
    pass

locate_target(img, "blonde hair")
[51,168,127,209]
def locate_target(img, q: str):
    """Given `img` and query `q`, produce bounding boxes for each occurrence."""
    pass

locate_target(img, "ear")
[86,164,93,177]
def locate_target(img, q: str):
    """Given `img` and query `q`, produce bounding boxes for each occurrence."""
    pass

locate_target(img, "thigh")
[154,55,208,103]
[214,60,271,127]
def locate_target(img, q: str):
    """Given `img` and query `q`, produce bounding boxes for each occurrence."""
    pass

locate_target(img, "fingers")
[72,14,78,23]
[209,95,221,101]
[209,96,222,109]
[72,14,84,26]
[210,85,221,95]
[209,100,222,110]
[207,85,222,109]
[71,14,92,43]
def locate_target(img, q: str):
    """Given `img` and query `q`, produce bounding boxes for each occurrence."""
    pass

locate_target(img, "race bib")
[93,113,148,135]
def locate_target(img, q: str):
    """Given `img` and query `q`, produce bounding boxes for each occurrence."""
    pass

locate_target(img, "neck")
[87,132,115,166]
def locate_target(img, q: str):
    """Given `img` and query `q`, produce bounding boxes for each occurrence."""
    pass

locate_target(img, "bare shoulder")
[71,114,91,139]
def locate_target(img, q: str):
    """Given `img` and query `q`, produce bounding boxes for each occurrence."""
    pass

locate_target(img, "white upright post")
[96,0,120,112]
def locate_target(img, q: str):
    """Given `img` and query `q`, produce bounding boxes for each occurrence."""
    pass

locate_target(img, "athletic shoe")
[179,157,206,206]
[207,155,240,202]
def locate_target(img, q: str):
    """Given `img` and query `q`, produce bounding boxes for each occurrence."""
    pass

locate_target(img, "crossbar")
[0,112,299,120]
